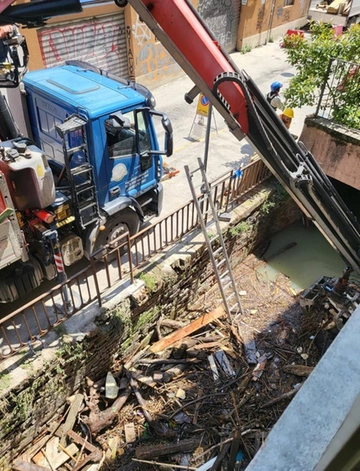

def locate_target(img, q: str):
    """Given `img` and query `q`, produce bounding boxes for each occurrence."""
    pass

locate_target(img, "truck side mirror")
[147,110,173,157]
[162,114,173,157]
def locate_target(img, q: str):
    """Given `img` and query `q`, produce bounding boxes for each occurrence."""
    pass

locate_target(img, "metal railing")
[0,158,271,361]
[316,58,360,129]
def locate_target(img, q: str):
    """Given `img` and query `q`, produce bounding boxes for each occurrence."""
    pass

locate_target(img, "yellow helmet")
[283,108,294,119]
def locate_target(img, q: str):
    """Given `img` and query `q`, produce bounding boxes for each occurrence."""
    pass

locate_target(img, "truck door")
[103,109,159,203]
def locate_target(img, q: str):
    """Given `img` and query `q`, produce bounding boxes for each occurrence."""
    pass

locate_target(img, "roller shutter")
[37,13,129,78]
[198,0,241,53]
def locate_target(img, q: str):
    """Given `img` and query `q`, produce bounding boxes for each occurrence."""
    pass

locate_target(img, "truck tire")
[93,208,140,260]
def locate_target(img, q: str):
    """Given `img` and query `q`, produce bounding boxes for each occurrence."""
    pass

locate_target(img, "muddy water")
[257,220,346,291]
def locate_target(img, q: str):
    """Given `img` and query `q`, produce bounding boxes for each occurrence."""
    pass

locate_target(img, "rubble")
[14,253,351,471]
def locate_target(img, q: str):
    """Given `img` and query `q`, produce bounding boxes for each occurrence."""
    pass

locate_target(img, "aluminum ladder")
[185,158,243,321]
[55,116,100,230]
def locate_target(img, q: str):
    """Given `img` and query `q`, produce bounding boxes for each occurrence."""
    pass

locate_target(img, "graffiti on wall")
[132,14,179,83]
[38,17,127,77]
[126,25,135,80]
[133,14,152,46]
[138,42,178,82]
[256,4,266,31]
[275,6,292,22]
[198,0,240,52]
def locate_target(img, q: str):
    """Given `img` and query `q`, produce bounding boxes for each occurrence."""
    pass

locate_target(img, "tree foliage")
[283,23,360,128]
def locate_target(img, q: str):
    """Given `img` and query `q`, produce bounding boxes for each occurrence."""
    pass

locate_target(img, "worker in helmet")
[280,108,298,139]
[280,108,294,129]
[266,81,284,111]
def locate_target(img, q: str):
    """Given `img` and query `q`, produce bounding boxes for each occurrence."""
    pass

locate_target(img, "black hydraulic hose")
[0,93,21,140]
[235,70,360,271]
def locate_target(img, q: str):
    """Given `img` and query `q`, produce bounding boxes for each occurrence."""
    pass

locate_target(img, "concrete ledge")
[300,116,360,191]
[246,308,360,471]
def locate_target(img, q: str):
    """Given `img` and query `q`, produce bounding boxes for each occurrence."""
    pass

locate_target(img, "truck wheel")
[93,208,140,259]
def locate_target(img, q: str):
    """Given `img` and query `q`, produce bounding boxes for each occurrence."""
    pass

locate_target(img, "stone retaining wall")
[0,180,301,468]
[299,116,360,191]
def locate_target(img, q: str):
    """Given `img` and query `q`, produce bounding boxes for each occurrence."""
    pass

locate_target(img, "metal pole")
[47,230,72,312]
[203,102,212,172]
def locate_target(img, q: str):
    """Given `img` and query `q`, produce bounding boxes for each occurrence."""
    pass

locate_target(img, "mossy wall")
[0,182,301,467]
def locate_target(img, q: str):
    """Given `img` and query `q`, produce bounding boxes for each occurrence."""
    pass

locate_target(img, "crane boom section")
[128,0,360,273]
[128,0,248,139]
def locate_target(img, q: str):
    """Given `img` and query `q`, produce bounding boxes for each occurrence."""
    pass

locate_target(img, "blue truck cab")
[22,61,173,256]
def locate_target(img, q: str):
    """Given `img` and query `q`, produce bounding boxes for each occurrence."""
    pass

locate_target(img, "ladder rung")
[81,218,98,228]
[79,201,98,211]
[222,281,233,291]
[213,246,223,256]
[229,304,240,314]
[219,270,229,279]
[56,116,87,135]
[201,209,212,217]
[76,185,95,195]
[66,145,87,155]
[216,259,226,269]
[226,292,237,302]
[209,234,219,243]
[71,165,92,176]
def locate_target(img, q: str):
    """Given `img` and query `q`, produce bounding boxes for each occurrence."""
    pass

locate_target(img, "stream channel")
[257,220,347,291]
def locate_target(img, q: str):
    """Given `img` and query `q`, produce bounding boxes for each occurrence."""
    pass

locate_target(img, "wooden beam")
[150,307,225,354]
[135,438,200,460]
[12,459,49,471]
[60,394,83,446]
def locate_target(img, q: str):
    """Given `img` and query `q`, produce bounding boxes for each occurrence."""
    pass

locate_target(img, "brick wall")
[0,185,301,467]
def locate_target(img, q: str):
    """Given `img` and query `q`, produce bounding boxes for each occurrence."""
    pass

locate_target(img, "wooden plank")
[135,437,200,460]
[207,354,220,381]
[60,394,84,446]
[150,307,225,354]
[124,423,136,444]
[12,459,49,471]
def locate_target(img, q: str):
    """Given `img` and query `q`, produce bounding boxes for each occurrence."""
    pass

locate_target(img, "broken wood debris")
[14,259,331,470]
[150,306,225,353]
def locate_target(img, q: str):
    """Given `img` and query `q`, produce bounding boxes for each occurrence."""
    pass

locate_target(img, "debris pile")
[14,254,338,471]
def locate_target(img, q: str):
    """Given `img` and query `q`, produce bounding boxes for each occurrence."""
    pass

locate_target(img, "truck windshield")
[105,110,150,158]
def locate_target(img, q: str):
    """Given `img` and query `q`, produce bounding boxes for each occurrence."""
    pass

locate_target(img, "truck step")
[56,116,87,136]
[71,164,93,176]
[76,184,95,195]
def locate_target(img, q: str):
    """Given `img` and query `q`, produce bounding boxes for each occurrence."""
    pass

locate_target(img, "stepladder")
[185,158,242,321]
[185,158,257,364]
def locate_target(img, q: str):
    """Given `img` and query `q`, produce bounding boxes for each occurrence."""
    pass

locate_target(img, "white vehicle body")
[308,0,360,27]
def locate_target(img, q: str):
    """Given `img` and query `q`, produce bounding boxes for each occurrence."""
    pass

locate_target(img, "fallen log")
[135,437,201,460]
[126,370,176,438]
[260,383,302,409]
[83,387,131,436]
[283,364,314,377]
[160,319,187,330]
[150,307,225,354]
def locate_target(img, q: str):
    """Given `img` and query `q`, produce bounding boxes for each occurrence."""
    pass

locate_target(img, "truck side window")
[137,111,151,154]
[106,112,136,158]
[105,111,151,158]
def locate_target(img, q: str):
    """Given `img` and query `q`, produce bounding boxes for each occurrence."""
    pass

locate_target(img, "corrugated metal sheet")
[198,0,241,53]
[37,13,129,78]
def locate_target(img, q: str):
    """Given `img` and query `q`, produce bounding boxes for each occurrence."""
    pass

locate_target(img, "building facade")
[19,0,310,88]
